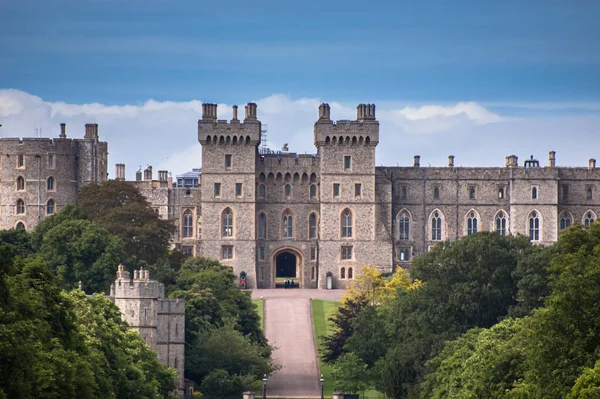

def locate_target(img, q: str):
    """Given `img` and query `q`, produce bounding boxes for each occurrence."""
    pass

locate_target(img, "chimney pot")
[549,151,556,167]
[59,123,66,138]
[448,155,455,167]
[414,155,421,167]
[232,105,238,120]
[590,158,596,169]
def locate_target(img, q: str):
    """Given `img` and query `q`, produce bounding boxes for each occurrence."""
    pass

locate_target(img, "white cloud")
[1,89,599,178]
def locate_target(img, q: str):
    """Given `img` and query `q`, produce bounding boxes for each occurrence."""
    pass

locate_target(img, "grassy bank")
[311,299,341,397]
[252,299,264,330]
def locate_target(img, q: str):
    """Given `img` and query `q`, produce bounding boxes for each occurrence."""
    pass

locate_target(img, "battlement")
[110,264,165,299]
[314,103,379,146]
[158,298,186,314]
[198,102,262,147]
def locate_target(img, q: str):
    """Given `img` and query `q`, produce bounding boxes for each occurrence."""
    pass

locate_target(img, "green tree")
[568,360,600,399]
[332,353,371,394]
[321,294,368,364]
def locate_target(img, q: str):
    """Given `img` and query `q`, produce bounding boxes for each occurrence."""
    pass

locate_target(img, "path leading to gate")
[251,289,345,397]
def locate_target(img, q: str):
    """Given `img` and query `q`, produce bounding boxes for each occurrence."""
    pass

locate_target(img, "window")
[310,184,317,199]
[560,213,572,230]
[496,212,507,236]
[46,199,55,215]
[16,222,25,230]
[311,266,316,280]
[182,246,193,257]
[258,213,266,239]
[433,186,440,199]
[355,183,361,198]
[236,183,243,197]
[333,183,340,198]
[283,212,293,238]
[587,187,594,200]
[532,186,538,199]
[562,185,569,201]
[17,154,24,168]
[341,209,353,238]
[259,184,266,199]
[183,210,193,238]
[16,176,25,191]
[154,208,160,215]
[341,267,346,279]
[258,246,265,261]
[348,267,353,279]
[309,213,317,239]
[341,246,353,260]
[399,211,410,240]
[399,248,410,261]
[222,246,233,259]
[284,184,291,198]
[222,208,233,237]
[214,183,221,197]
[401,186,407,199]
[584,211,595,227]
[310,246,317,261]
[16,199,25,215]
[467,211,478,235]
[469,186,476,200]
[498,187,504,199]
[529,211,540,241]
[344,156,351,170]
[47,176,55,191]
[225,154,232,168]
[47,154,55,169]
[431,211,442,241]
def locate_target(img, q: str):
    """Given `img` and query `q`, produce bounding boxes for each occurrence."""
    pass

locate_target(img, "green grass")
[311,299,341,397]
[252,299,264,330]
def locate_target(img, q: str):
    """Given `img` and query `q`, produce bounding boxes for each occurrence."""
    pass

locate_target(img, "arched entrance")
[272,248,304,288]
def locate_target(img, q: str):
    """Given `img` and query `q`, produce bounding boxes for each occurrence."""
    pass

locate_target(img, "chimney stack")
[59,123,67,138]
[84,123,99,140]
[589,158,596,169]
[202,103,218,120]
[136,168,142,181]
[244,102,257,120]
[414,155,420,167]
[144,166,153,181]
[232,105,238,121]
[549,151,556,167]
[505,155,518,168]
[448,155,455,167]
[158,170,168,182]
[318,103,331,120]
[357,104,376,120]
[114,163,126,181]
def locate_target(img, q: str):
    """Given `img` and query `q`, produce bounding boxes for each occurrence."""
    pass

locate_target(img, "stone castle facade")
[4,103,600,290]
[110,265,186,397]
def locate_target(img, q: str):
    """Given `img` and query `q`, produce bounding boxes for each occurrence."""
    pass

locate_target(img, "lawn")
[252,299,264,330]
[311,299,341,397]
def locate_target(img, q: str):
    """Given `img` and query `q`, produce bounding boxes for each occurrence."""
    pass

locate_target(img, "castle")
[3,103,600,291]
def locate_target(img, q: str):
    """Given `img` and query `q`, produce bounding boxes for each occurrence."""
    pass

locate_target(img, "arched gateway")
[272,248,304,288]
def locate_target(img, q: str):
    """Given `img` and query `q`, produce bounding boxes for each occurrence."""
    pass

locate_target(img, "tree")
[344,266,419,306]
[77,181,174,264]
[321,294,368,363]
[332,353,371,394]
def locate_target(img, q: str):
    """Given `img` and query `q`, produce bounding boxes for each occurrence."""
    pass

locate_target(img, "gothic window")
[309,213,317,239]
[282,212,293,238]
[258,213,266,239]
[16,199,25,215]
[532,186,538,199]
[398,211,410,240]
[222,207,233,237]
[259,184,266,199]
[498,187,504,199]
[560,212,572,230]
[469,186,476,200]
[467,211,478,235]
[584,211,595,227]
[348,267,353,279]
[17,176,25,191]
[431,211,442,241]
[433,186,440,199]
[17,154,24,168]
[46,199,55,215]
[341,209,353,238]
[284,184,291,198]
[529,211,540,241]
[48,154,55,168]
[16,222,25,229]
[587,187,594,200]
[310,184,317,199]
[496,212,507,236]
[341,267,346,279]
[183,210,193,238]
[47,176,55,191]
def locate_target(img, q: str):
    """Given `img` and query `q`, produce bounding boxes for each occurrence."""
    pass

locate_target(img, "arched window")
[529,211,540,241]
[341,209,353,238]
[584,211,595,227]
[467,211,478,235]
[258,213,266,239]
[433,187,440,199]
[282,212,293,238]
[222,208,233,237]
[469,186,476,200]
[498,187,504,199]
[431,211,442,241]
[284,184,291,198]
[16,222,25,229]
[588,187,594,200]
[532,187,538,199]
[348,267,353,279]
[47,176,55,191]
[258,184,266,199]
[496,212,507,236]
[46,199,55,215]
[398,211,410,240]
[341,267,346,279]
[559,212,572,230]
[182,210,193,238]
[16,176,25,191]
[310,184,317,199]
[16,199,25,215]
[309,213,317,239]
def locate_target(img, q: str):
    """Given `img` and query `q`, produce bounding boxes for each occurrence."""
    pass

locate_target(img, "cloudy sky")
[1,0,599,178]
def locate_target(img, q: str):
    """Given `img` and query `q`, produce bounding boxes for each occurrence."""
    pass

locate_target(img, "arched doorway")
[272,248,303,288]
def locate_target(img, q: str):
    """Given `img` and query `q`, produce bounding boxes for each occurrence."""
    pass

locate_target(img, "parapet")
[198,102,262,146]
[158,298,186,314]
[314,103,379,147]
[110,264,165,299]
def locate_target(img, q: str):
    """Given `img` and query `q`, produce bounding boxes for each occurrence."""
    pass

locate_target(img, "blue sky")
[1,0,600,177]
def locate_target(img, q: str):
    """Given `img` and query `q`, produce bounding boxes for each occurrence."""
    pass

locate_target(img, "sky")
[1,0,599,178]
